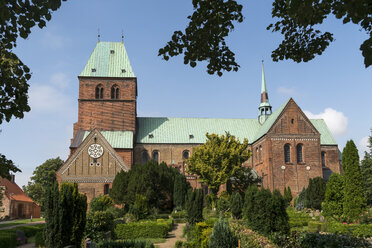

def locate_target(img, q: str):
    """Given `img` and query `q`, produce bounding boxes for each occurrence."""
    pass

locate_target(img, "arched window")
[321,151,326,167]
[182,150,190,160]
[104,184,110,195]
[95,84,104,99]
[284,144,291,163]
[142,150,149,164]
[152,150,159,163]
[297,144,303,163]
[111,84,119,99]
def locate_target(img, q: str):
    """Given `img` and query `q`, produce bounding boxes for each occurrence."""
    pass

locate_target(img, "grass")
[0,218,44,228]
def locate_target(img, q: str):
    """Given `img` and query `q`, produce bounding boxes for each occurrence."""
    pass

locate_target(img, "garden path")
[156,223,186,248]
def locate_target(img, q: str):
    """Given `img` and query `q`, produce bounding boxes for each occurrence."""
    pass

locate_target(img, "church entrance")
[18,204,23,218]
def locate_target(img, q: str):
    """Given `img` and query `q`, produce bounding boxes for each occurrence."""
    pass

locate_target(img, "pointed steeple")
[258,61,272,124]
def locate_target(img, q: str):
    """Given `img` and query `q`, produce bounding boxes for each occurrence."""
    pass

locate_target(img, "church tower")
[73,41,137,136]
[258,62,272,124]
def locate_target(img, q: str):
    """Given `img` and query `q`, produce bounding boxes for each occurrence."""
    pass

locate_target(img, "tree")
[44,182,87,248]
[0,154,21,179]
[342,140,366,220]
[0,0,67,124]
[228,166,262,196]
[23,157,63,206]
[159,1,371,76]
[283,186,293,207]
[209,218,237,248]
[186,189,203,225]
[84,211,114,243]
[110,160,181,210]
[187,132,250,196]
[305,177,326,210]
[242,185,259,222]
[89,195,114,212]
[173,173,190,209]
[230,192,242,219]
[322,173,344,219]
[361,130,372,206]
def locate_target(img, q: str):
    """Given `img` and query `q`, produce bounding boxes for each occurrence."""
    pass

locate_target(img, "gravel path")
[156,223,186,248]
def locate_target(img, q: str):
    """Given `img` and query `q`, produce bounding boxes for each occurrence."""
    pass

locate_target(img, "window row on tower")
[95,84,120,99]
[141,150,190,164]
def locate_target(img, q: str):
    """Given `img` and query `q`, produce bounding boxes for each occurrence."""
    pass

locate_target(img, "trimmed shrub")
[326,222,372,238]
[114,219,173,239]
[90,195,114,212]
[297,232,370,247]
[35,231,45,247]
[85,211,115,242]
[96,240,154,248]
[230,192,242,219]
[209,218,237,248]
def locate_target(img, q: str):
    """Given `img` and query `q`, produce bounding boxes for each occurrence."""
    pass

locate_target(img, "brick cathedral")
[56,41,342,203]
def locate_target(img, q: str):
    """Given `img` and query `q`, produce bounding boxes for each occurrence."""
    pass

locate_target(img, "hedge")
[0,224,45,248]
[0,231,17,248]
[297,233,370,247]
[115,219,173,239]
[326,222,372,238]
[96,240,154,248]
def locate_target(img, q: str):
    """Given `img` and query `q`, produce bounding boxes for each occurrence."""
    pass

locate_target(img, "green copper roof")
[80,42,135,78]
[310,119,337,145]
[136,117,261,144]
[82,131,133,148]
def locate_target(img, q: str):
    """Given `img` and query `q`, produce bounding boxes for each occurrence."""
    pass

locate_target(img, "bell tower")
[258,62,272,124]
[73,41,137,136]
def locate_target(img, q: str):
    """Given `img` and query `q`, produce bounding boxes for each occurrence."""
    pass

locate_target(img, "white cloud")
[359,136,370,154]
[277,86,297,95]
[51,72,70,88]
[304,108,348,136]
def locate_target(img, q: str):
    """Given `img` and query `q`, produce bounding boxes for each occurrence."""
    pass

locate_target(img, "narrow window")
[321,151,326,167]
[95,84,104,99]
[284,144,291,163]
[142,150,149,164]
[104,184,109,195]
[297,144,303,163]
[256,148,259,160]
[111,84,119,99]
[152,150,159,163]
[259,145,262,162]
[182,150,190,160]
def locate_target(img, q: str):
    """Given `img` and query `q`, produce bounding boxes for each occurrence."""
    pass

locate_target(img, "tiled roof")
[79,42,135,78]
[71,130,133,149]
[0,177,34,203]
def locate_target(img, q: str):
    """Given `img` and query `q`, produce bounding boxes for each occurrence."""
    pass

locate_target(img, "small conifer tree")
[186,189,203,224]
[305,177,326,210]
[283,186,292,207]
[209,218,237,248]
[342,140,366,219]
[230,192,242,219]
[173,173,189,209]
[271,190,290,234]
[322,173,344,218]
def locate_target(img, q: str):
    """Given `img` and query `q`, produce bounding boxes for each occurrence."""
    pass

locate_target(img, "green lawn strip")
[0,218,44,228]
[117,238,166,244]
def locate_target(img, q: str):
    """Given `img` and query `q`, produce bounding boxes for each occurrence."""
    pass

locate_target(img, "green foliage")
[230,221,276,248]
[296,232,370,247]
[229,166,262,196]
[325,222,372,238]
[244,187,289,235]
[230,192,242,219]
[35,231,45,247]
[44,182,87,248]
[96,240,154,248]
[0,230,17,248]
[129,194,149,220]
[205,194,217,210]
[173,173,190,209]
[296,187,307,210]
[90,195,114,212]
[0,154,21,179]
[186,189,204,225]
[217,191,230,214]
[183,221,214,248]
[342,140,366,219]
[110,161,180,210]
[187,132,250,196]
[305,177,326,210]
[114,219,173,239]
[361,130,372,206]
[22,157,63,207]
[322,173,344,218]
[85,211,114,242]
[209,218,237,248]
[283,187,292,207]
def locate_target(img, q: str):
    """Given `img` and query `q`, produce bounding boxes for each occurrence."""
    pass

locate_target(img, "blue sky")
[0,1,371,187]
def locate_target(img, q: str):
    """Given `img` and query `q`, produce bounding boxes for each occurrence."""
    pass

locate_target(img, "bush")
[230,192,242,219]
[230,221,276,248]
[216,192,230,214]
[283,187,292,207]
[85,211,115,242]
[186,189,203,225]
[90,195,114,212]
[175,240,184,248]
[96,240,154,248]
[326,222,372,237]
[15,224,45,237]
[0,231,17,248]
[305,177,326,210]
[114,219,173,239]
[322,173,344,218]
[106,206,126,219]
[184,221,213,248]
[297,232,370,247]
[35,231,45,247]
[209,218,237,248]
[129,194,149,220]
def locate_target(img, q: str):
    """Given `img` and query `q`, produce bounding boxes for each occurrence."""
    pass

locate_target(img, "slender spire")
[258,61,272,124]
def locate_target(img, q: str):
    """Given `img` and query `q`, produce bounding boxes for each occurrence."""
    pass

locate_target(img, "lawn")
[0,218,44,228]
